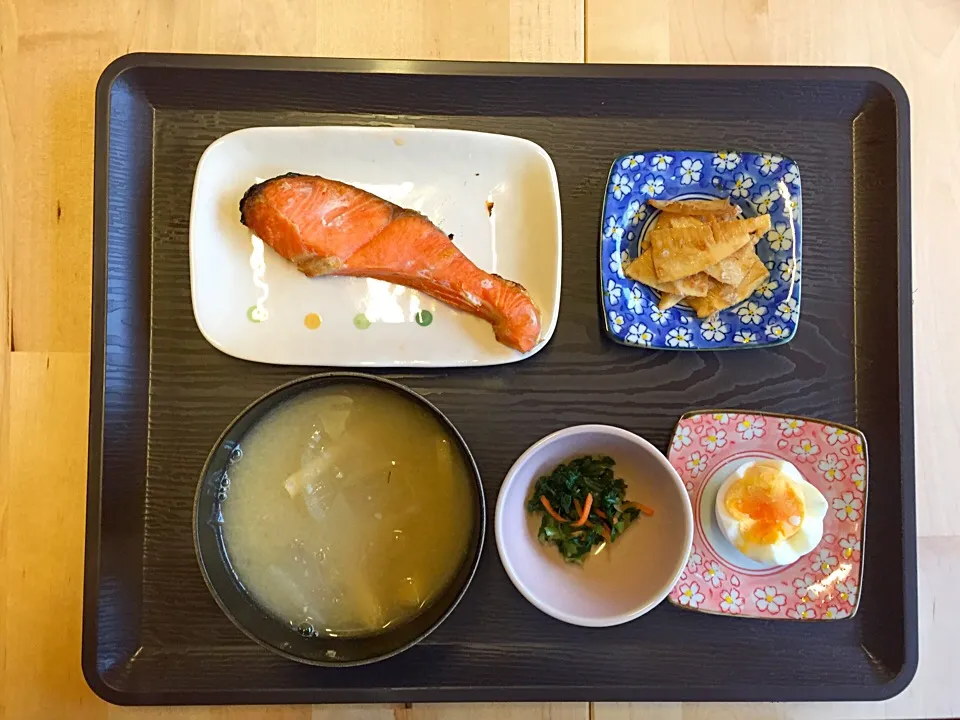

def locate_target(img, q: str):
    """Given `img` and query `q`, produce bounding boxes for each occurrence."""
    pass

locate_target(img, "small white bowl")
[495,425,693,627]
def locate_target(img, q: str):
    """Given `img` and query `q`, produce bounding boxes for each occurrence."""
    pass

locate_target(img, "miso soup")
[221,384,475,637]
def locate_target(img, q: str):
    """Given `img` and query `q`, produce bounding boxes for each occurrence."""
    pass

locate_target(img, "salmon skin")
[239,173,542,353]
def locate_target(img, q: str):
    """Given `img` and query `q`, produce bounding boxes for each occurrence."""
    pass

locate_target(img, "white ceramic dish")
[495,425,693,627]
[189,126,562,367]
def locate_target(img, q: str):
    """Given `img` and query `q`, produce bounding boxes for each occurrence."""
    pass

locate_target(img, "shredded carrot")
[575,499,598,528]
[594,509,608,520]
[571,493,593,527]
[540,496,567,523]
[599,524,611,543]
[624,501,655,516]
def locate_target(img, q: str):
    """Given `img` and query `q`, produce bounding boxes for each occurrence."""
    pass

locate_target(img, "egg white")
[715,459,828,567]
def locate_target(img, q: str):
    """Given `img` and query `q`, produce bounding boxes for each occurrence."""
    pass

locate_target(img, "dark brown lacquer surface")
[86,56,915,705]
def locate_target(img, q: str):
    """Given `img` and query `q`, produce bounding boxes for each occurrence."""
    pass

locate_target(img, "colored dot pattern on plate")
[247,305,267,323]
[353,313,371,330]
[304,313,322,330]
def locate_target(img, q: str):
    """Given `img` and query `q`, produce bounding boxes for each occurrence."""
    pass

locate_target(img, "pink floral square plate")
[666,410,867,620]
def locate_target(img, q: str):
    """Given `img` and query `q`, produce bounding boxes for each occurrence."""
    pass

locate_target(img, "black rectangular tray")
[85,54,916,705]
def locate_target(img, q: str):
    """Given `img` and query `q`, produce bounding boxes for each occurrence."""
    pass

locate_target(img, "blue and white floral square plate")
[600,150,802,350]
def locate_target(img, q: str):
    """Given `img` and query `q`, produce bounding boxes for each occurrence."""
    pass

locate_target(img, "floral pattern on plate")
[600,150,802,350]
[667,411,867,620]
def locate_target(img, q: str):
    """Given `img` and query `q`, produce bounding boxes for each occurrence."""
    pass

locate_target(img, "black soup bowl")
[193,372,485,666]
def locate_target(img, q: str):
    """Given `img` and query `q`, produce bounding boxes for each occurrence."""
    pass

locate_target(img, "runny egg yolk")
[724,462,806,545]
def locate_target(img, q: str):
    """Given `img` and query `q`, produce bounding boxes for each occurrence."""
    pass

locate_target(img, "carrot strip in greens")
[540,496,567,523]
[571,493,593,527]
[626,501,655,516]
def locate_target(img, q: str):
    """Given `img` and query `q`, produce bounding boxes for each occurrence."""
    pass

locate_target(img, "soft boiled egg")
[715,458,828,566]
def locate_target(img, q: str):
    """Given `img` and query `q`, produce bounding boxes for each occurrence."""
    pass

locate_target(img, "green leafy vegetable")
[525,455,649,564]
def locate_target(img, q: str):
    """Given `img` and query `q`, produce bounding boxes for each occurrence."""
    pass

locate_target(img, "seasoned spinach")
[525,455,649,564]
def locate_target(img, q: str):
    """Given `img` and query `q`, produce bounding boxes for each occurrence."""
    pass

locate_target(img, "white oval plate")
[189,126,562,367]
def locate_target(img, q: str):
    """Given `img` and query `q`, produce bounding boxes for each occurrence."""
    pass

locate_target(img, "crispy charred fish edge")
[239,171,310,227]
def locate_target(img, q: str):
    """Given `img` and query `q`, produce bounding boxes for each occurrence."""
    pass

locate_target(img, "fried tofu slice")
[630,201,772,316]
[623,252,659,285]
[658,293,685,310]
[670,274,711,298]
[648,198,739,218]
[622,249,697,309]
[649,214,772,283]
[624,252,710,297]
[687,252,770,318]
[686,281,729,319]
[649,223,751,283]
[660,215,707,228]
[717,213,771,237]
[642,214,705,252]
[704,243,756,286]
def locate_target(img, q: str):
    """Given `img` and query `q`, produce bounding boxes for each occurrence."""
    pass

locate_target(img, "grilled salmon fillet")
[239,173,542,353]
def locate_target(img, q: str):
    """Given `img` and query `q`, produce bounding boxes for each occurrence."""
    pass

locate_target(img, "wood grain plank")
[317,0,511,61]
[4,1,112,352]
[312,707,405,720]
[0,3,14,710]
[314,0,582,61]
[410,704,588,720]
[108,704,398,719]
[507,0,583,62]
[125,0,322,56]
[584,0,667,63]
[108,705,315,719]
[0,340,8,714]
[0,352,105,720]
[0,0,13,355]
[109,704,401,719]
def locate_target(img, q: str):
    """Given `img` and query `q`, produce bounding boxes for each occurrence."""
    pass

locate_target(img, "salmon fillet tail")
[239,174,543,353]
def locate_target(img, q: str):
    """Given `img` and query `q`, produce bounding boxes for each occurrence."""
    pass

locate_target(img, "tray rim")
[85,53,916,705]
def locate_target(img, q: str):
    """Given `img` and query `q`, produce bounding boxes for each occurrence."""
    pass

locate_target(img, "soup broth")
[221,384,475,637]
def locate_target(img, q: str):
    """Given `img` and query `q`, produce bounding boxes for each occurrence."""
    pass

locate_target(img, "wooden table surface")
[2,0,958,718]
